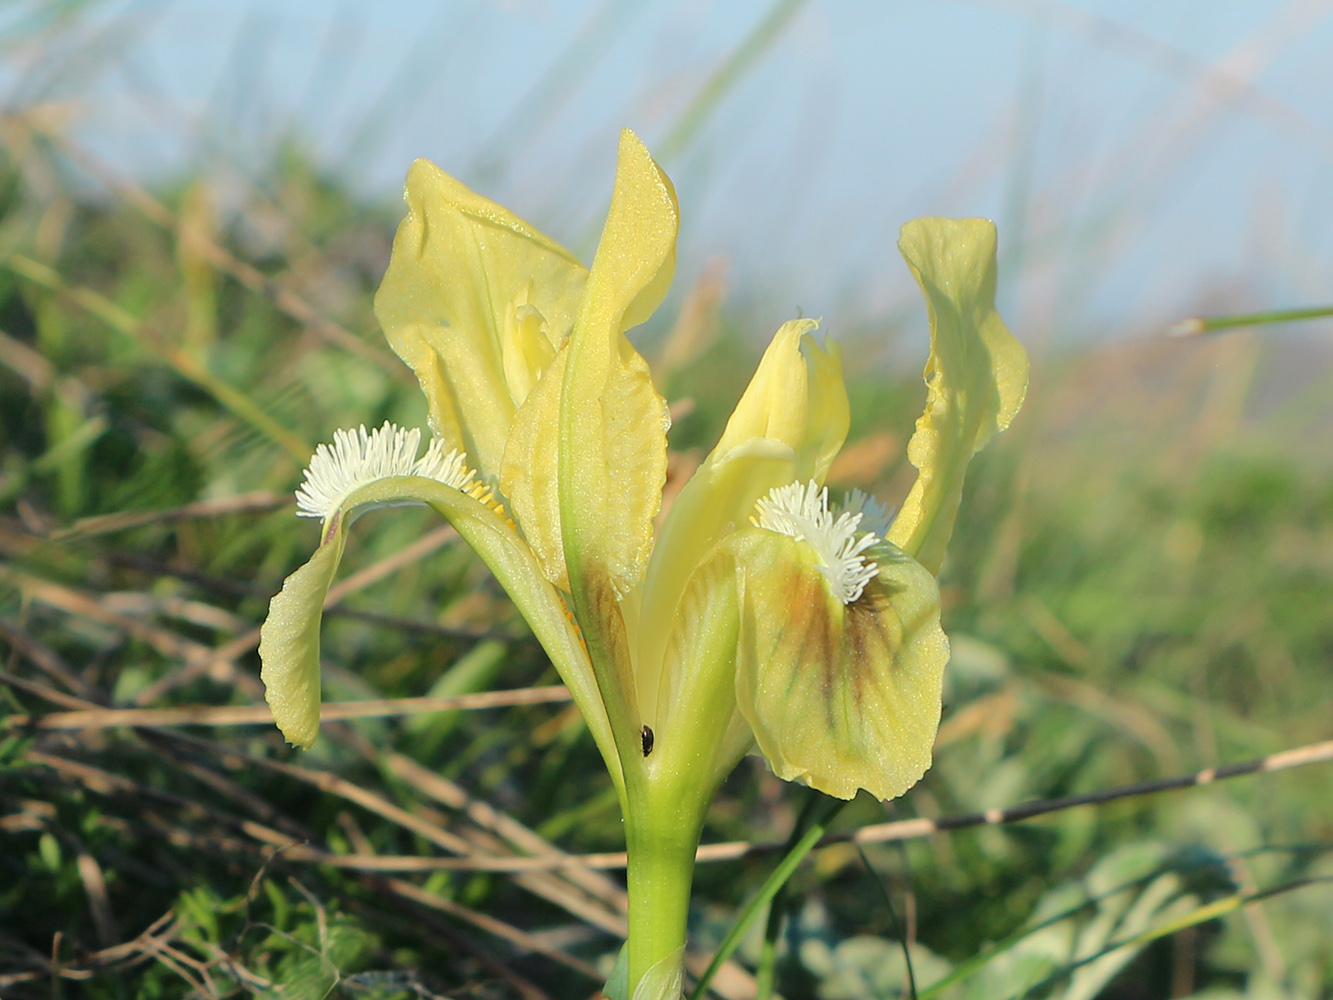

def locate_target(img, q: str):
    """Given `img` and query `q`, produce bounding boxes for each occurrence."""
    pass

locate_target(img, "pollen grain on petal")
[754,480,882,604]
[294,421,476,520]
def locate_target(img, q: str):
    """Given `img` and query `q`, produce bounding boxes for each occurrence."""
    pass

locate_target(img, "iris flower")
[259,130,1026,998]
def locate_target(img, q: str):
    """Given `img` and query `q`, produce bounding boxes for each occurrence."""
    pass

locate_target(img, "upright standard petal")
[631,319,849,728]
[558,128,677,764]
[888,218,1029,574]
[710,318,849,484]
[500,344,570,590]
[374,160,588,480]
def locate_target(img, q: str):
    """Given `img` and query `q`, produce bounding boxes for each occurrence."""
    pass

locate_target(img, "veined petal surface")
[711,318,849,483]
[375,160,587,480]
[559,130,675,613]
[650,542,751,788]
[632,319,849,726]
[632,438,795,726]
[731,530,948,801]
[500,344,570,589]
[888,218,1028,574]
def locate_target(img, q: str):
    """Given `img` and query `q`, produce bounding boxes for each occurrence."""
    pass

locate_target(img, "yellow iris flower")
[258,129,1026,998]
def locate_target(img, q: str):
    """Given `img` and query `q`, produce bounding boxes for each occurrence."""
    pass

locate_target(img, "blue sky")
[5,0,1333,351]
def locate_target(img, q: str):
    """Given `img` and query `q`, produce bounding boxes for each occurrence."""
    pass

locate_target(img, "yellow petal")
[501,300,557,405]
[500,344,569,590]
[731,531,948,801]
[712,318,849,483]
[259,530,347,749]
[258,473,620,793]
[560,129,675,607]
[374,160,587,479]
[631,319,849,725]
[632,437,795,726]
[650,538,752,787]
[554,128,677,768]
[888,218,1028,574]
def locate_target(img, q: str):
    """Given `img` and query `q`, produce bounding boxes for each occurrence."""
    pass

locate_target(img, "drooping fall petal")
[730,528,948,802]
[374,160,587,480]
[259,531,346,750]
[258,444,620,791]
[888,218,1029,575]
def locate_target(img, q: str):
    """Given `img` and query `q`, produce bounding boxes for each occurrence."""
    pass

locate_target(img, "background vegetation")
[2,2,1332,998]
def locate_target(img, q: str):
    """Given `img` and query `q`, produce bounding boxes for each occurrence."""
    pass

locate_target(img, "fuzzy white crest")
[295,422,474,519]
[754,480,883,604]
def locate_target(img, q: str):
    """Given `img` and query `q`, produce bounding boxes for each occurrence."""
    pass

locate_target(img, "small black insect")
[641,725,655,757]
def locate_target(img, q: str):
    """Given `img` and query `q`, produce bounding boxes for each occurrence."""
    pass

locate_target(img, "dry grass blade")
[129,523,460,705]
[73,847,120,948]
[384,754,623,895]
[0,912,181,989]
[0,565,263,699]
[190,739,634,944]
[3,251,312,462]
[48,492,290,541]
[7,115,408,380]
[21,744,602,985]
[383,877,603,981]
[7,686,572,731]
[0,617,98,698]
[325,523,458,605]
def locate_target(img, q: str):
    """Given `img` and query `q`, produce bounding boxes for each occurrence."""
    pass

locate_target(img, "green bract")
[258,128,1028,998]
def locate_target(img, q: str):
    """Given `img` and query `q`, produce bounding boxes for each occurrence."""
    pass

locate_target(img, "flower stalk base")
[623,785,709,997]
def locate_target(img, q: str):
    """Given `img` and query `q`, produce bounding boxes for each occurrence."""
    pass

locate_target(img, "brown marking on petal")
[575,561,637,706]
[784,568,831,699]
[582,563,624,631]
[840,578,901,741]
[322,513,341,545]
[784,564,840,727]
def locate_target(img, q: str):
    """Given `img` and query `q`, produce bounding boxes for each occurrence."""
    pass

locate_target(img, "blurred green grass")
[2,10,1333,999]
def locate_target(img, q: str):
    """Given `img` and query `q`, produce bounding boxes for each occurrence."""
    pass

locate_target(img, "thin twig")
[282,738,1333,873]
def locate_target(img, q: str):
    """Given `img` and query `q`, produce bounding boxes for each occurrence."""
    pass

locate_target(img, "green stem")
[624,784,708,997]
[687,794,845,1000]
[1170,303,1333,335]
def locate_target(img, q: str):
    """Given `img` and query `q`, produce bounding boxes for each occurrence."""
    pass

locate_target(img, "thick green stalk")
[624,780,709,997]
